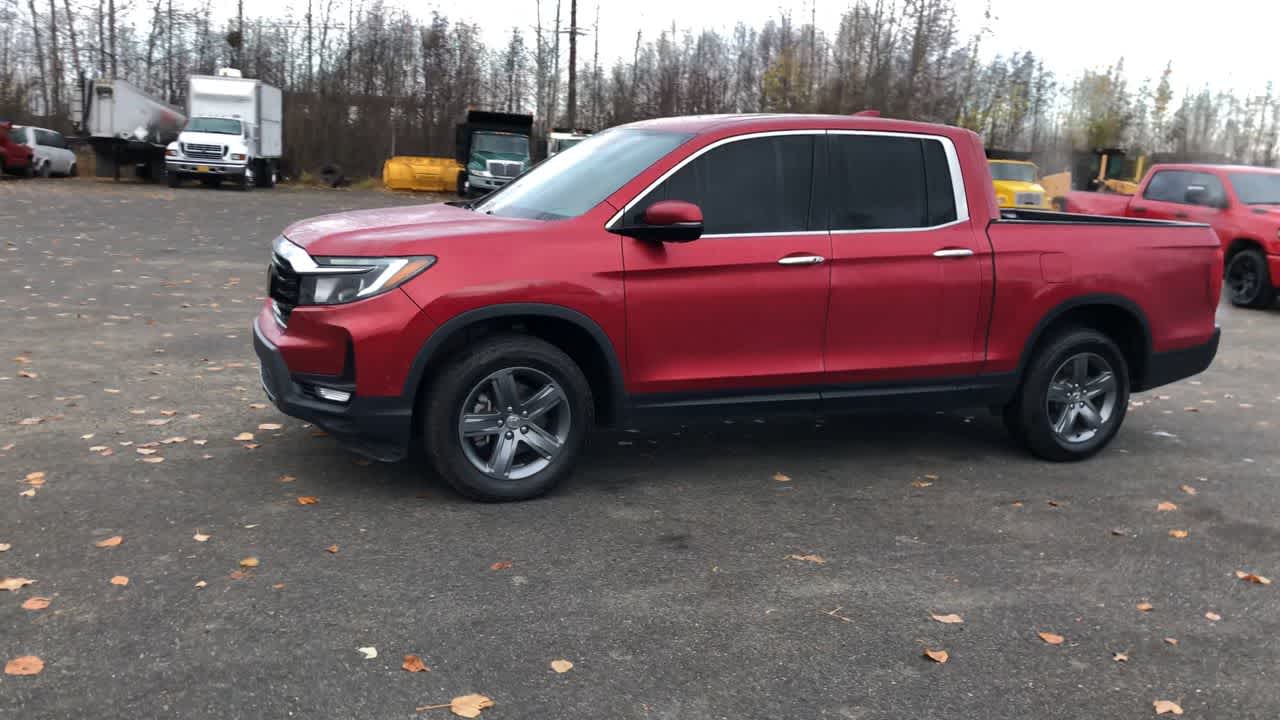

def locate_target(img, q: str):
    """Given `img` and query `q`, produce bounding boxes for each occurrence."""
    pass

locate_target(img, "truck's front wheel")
[1005,328,1129,462]
[423,334,593,501]
[238,165,255,192]
[1226,247,1274,308]
[167,171,182,188]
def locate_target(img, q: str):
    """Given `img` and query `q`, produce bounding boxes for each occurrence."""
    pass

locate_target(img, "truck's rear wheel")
[423,334,593,501]
[1226,247,1274,308]
[254,160,276,188]
[168,171,182,188]
[1005,328,1129,461]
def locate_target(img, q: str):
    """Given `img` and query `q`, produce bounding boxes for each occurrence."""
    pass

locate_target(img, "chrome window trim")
[605,128,970,235]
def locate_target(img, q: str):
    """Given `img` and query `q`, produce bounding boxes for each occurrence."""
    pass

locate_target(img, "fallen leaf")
[228,570,248,580]
[141,456,165,464]
[21,596,50,610]
[1111,528,1129,537]
[17,417,43,425]
[195,580,207,588]
[1136,601,1154,612]
[297,496,318,505]
[357,646,377,659]
[239,557,259,568]
[1156,501,1178,512]
[19,488,36,497]
[403,654,430,672]
[272,582,285,589]
[145,418,171,426]
[1038,631,1065,645]
[1169,529,1189,539]
[1,577,35,591]
[160,436,186,444]
[1164,637,1179,646]
[110,575,129,586]
[94,535,123,548]
[0,543,9,552]
[450,694,494,717]
[1235,570,1271,585]
[81,433,95,440]
[1010,501,1024,507]
[931,613,964,624]
[160,410,177,417]
[550,659,574,673]
[248,402,267,409]
[1179,484,1198,496]
[278,474,296,482]
[924,473,939,480]
[193,532,210,542]
[1205,611,1221,622]
[89,445,108,452]
[1047,499,1062,507]
[135,447,159,455]
[24,471,46,485]
[772,472,791,482]
[234,432,254,441]
[4,656,44,676]
[490,560,513,571]
[1153,700,1184,715]
[258,423,283,431]
[242,443,260,449]
[192,439,207,446]
[785,553,827,565]
[1113,651,1129,662]
[911,479,933,488]
[923,648,949,664]
[17,369,38,379]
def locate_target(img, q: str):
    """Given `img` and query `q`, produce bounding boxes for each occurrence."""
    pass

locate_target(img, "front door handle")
[777,255,825,266]
[932,248,974,258]
[1131,205,1148,213]
[1174,212,1190,219]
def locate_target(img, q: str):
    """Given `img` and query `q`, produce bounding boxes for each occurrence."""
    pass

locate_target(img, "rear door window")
[827,134,958,230]
[1144,170,1225,206]
[624,134,816,235]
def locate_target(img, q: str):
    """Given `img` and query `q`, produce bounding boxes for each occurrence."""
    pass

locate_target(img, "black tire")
[423,334,594,501]
[1004,328,1129,462]
[255,160,276,188]
[237,171,253,192]
[457,171,469,197]
[37,161,51,178]
[68,163,78,177]
[1225,247,1274,308]
[168,171,181,188]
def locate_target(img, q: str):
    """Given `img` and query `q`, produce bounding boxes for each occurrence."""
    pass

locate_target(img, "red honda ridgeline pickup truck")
[255,114,1222,501]
[1063,164,1280,309]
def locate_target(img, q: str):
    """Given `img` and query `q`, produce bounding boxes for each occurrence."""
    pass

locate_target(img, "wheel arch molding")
[403,303,627,426]
[1016,293,1153,390]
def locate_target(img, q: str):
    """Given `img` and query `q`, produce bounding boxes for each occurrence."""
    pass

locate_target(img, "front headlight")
[165,147,179,157]
[274,236,435,305]
[230,153,247,161]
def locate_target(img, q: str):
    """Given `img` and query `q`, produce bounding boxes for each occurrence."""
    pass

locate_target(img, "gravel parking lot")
[3,178,1279,718]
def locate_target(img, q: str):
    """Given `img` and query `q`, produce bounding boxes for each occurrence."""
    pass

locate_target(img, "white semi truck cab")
[166,69,282,190]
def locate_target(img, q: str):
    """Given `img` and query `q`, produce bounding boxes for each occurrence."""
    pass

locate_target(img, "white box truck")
[76,77,186,181]
[166,69,282,190]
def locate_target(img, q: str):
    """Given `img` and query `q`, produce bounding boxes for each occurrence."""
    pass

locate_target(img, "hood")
[992,180,1046,194]
[282,203,544,257]
[178,130,246,148]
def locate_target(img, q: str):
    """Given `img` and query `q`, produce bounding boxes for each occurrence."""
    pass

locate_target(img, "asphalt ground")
[2,177,1279,719]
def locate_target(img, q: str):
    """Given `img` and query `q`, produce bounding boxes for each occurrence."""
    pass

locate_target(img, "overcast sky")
[413,0,1277,97]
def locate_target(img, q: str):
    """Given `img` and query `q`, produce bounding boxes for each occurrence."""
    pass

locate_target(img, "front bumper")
[1138,327,1220,392]
[469,174,513,191]
[253,318,413,461]
[167,160,248,176]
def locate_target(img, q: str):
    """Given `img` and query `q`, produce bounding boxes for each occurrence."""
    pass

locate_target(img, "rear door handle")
[932,248,974,258]
[777,255,825,266]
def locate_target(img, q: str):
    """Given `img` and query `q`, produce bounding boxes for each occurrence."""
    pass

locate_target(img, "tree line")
[2,0,1278,178]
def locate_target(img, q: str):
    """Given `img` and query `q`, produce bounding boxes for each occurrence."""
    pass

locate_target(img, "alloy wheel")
[1045,352,1118,444]
[457,367,570,480]
[1227,253,1261,304]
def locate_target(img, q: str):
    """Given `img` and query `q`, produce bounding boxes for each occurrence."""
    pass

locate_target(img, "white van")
[11,126,77,177]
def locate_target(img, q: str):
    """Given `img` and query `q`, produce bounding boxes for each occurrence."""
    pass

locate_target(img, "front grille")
[1015,191,1044,207]
[487,160,523,178]
[267,253,300,325]
[183,142,225,160]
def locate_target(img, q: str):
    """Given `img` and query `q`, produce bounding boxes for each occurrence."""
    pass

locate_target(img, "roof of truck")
[1152,163,1280,175]
[623,113,969,138]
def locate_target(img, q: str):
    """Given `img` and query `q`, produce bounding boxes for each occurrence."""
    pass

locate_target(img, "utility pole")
[591,1,599,128]
[566,0,577,129]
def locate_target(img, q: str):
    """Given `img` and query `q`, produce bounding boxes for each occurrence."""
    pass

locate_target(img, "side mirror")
[616,200,704,242]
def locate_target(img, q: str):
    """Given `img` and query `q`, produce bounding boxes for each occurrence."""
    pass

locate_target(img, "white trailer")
[166,69,283,190]
[76,77,186,181]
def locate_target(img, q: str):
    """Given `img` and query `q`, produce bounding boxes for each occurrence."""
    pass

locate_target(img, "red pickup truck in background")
[1062,164,1280,308]
[255,113,1223,500]
[1,120,35,177]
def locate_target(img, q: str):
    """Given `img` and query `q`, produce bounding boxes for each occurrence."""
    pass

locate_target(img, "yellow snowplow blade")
[382,156,462,193]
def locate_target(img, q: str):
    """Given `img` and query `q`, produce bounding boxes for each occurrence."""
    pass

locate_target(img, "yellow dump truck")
[988,159,1052,209]
[383,156,463,193]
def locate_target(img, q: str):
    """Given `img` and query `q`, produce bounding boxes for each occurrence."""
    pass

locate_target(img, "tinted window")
[34,129,54,147]
[625,135,815,234]
[828,135,956,229]
[1144,170,1225,205]
[1228,172,1280,205]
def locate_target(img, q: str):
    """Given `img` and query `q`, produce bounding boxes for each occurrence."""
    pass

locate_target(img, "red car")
[1062,164,1280,308]
[1,121,35,177]
[254,114,1222,500]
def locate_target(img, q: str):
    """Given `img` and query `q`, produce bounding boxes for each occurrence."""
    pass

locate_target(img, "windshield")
[989,162,1037,183]
[476,129,692,221]
[1228,172,1280,205]
[185,117,243,135]
[552,137,586,153]
[473,132,530,158]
